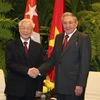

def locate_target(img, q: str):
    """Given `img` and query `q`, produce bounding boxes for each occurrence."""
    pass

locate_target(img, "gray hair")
[18,18,35,28]
[61,12,78,22]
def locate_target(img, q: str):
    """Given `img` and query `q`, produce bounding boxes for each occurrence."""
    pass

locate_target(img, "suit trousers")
[56,93,84,100]
[56,88,85,100]
[6,95,35,100]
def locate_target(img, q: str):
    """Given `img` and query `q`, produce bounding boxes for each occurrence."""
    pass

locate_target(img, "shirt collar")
[65,28,77,38]
[20,37,30,49]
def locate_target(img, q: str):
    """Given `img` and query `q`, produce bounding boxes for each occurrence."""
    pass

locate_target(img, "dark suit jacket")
[39,30,91,94]
[5,38,44,97]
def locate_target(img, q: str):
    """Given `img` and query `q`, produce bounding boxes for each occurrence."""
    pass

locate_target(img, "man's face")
[19,21,33,40]
[62,16,78,35]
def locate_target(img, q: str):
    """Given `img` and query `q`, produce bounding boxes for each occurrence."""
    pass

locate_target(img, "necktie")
[62,35,69,51]
[24,42,28,55]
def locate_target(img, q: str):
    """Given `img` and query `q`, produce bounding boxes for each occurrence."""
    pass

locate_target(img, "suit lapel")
[28,40,35,57]
[16,38,27,57]
[58,34,64,54]
[61,31,78,57]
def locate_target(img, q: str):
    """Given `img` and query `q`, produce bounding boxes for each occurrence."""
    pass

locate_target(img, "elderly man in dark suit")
[5,19,44,100]
[33,12,91,100]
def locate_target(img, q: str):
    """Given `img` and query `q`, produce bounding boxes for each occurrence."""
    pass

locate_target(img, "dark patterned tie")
[24,42,28,55]
[62,35,69,51]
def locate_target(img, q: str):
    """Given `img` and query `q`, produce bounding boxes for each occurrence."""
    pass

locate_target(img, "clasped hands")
[28,67,40,78]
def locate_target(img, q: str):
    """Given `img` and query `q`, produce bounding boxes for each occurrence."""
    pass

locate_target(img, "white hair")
[61,12,78,22]
[18,18,35,28]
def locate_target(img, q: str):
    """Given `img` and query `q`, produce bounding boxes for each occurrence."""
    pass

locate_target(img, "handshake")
[28,67,40,78]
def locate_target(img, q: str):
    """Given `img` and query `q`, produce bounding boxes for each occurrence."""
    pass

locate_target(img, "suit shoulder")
[77,31,89,38]
[6,39,15,45]
[56,33,64,38]
[77,31,91,44]
[56,33,63,36]
[6,39,21,49]
[31,40,43,47]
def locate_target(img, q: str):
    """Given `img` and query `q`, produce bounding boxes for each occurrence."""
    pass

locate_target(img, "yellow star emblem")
[49,26,60,47]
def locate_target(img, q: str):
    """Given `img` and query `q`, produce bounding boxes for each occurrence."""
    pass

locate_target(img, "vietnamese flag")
[24,0,40,43]
[47,0,66,82]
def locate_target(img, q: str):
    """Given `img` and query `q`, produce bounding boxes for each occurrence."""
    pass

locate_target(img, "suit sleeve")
[77,35,91,87]
[38,36,57,76]
[36,45,44,91]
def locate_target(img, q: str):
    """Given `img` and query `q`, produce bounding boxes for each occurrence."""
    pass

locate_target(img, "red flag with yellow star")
[47,0,66,82]
[24,0,40,43]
